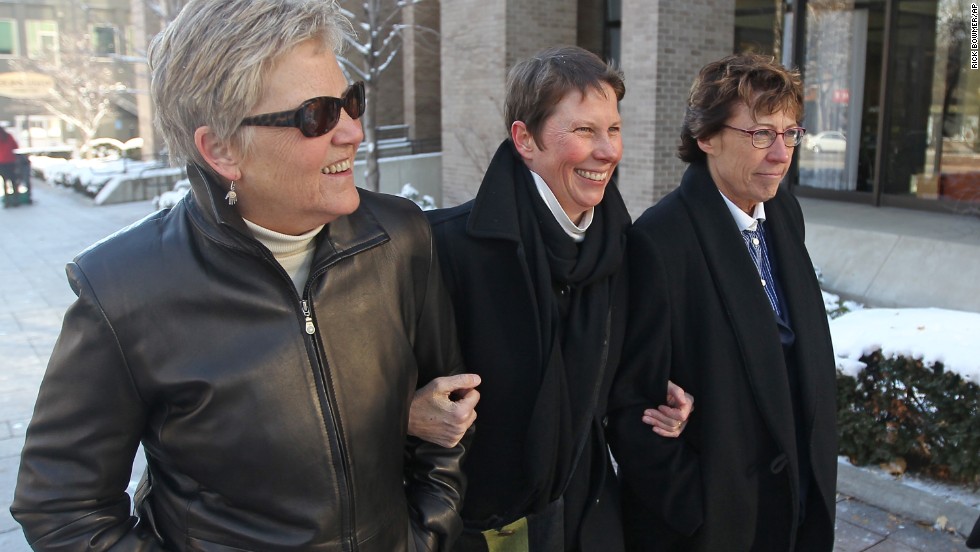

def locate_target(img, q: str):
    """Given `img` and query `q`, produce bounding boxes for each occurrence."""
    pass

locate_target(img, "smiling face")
[233,40,363,235]
[698,100,798,215]
[515,82,623,224]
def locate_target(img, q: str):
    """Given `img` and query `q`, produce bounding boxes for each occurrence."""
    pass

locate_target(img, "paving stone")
[834,518,886,552]
[886,524,972,552]
[862,539,920,551]
[837,495,909,536]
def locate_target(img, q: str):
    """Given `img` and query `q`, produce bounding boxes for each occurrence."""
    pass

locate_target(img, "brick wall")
[440,0,576,207]
[403,1,441,146]
[617,0,734,218]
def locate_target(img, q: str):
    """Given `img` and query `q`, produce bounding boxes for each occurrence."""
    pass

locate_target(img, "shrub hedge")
[837,352,980,485]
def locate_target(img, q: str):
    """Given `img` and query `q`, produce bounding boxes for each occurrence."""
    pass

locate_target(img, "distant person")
[418,45,692,551]
[609,53,838,551]
[11,0,468,550]
[0,125,20,206]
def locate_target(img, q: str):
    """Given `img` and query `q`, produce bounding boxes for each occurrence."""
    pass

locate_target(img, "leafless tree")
[338,0,438,192]
[144,0,186,22]
[11,36,127,156]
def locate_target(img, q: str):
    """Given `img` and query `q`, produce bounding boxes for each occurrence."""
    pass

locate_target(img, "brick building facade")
[439,0,736,217]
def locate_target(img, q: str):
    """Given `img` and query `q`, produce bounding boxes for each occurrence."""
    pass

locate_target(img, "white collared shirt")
[530,170,594,242]
[718,190,766,232]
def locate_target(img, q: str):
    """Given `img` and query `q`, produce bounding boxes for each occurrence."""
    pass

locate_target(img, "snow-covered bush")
[398,183,437,211]
[837,353,980,485]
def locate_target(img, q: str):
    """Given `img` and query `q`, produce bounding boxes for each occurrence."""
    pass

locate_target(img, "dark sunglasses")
[240,81,365,138]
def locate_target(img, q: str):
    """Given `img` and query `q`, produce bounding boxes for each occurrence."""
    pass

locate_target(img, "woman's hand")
[641,380,694,438]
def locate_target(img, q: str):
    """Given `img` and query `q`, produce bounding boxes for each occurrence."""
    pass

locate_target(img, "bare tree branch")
[10,35,126,154]
[337,0,438,192]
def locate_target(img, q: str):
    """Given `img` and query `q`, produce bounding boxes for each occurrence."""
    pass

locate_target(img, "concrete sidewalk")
[0,179,975,551]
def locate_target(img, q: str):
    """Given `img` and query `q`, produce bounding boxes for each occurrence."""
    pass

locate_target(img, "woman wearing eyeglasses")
[607,54,838,551]
[11,1,467,550]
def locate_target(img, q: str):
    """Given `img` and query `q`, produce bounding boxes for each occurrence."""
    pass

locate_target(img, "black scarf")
[510,150,630,514]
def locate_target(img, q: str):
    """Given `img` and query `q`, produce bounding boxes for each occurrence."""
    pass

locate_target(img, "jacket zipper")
[210,193,389,551]
[250,232,386,552]
[248,247,359,550]
[301,294,358,551]
[301,300,316,335]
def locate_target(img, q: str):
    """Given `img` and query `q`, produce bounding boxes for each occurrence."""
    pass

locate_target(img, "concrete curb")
[837,459,980,538]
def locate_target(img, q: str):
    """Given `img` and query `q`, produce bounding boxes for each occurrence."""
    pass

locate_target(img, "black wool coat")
[426,142,629,551]
[608,162,838,552]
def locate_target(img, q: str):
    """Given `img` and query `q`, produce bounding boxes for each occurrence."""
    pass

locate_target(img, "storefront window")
[798,0,979,209]
[798,0,882,193]
[918,0,980,208]
[735,0,786,57]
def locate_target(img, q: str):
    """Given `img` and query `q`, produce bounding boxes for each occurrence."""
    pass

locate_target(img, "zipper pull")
[301,300,316,335]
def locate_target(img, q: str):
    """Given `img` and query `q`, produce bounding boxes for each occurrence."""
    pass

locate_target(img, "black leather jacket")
[12,165,468,551]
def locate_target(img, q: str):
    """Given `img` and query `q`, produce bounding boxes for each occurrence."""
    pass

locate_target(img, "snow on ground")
[827,295,980,511]
[825,292,980,384]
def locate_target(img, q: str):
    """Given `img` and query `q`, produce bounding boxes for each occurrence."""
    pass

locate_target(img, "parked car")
[806,131,847,153]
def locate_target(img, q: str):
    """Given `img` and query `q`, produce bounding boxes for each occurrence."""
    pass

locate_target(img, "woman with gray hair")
[11,1,468,550]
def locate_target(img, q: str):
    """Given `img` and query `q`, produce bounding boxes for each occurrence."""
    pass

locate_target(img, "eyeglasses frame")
[722,124,807,149]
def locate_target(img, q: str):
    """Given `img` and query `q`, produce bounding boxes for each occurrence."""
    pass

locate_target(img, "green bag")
[482,517,530,552]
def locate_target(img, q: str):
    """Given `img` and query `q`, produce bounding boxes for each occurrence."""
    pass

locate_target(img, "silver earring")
[225,181,238,206]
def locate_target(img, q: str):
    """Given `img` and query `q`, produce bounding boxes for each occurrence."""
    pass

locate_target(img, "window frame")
[0,19,18,57]
[25,20,59,64]
[91,24,118,58]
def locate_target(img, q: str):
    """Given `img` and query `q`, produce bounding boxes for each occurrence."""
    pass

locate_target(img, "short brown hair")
[505,46,625,149]
[678,54,803,164]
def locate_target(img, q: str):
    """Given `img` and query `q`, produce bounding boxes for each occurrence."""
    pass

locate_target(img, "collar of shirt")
[243,219,322,257]
[244,218,322,293]
[530,170,593,243]
[718,190,767,232]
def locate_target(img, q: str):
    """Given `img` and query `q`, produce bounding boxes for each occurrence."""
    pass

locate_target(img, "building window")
[735,0,786,57]
[796,0,980,211]
[797,1,877,193]
[26,20,58,63]
[605,0,621,65]
[0,20,17,56]
[917,0,979,208]
[92,26,117,57]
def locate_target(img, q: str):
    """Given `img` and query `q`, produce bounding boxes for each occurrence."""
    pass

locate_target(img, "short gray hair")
[148,0,354,173]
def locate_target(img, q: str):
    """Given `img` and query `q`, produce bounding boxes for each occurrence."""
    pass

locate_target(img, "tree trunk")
[363,79,380,192]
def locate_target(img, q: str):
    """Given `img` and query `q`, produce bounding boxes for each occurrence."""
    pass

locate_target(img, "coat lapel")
[764,191,836,449]
[677,164,798,460]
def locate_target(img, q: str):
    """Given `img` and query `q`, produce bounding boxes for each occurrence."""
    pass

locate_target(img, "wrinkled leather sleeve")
[10,263,168,551]
[403,222,470,552]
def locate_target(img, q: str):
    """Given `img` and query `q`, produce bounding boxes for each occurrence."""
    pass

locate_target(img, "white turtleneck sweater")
[244,219,323,294]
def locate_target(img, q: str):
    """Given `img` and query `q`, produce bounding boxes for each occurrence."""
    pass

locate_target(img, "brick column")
[617,0,734,218]
[440,0,576,207]
[403,1,441,149]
